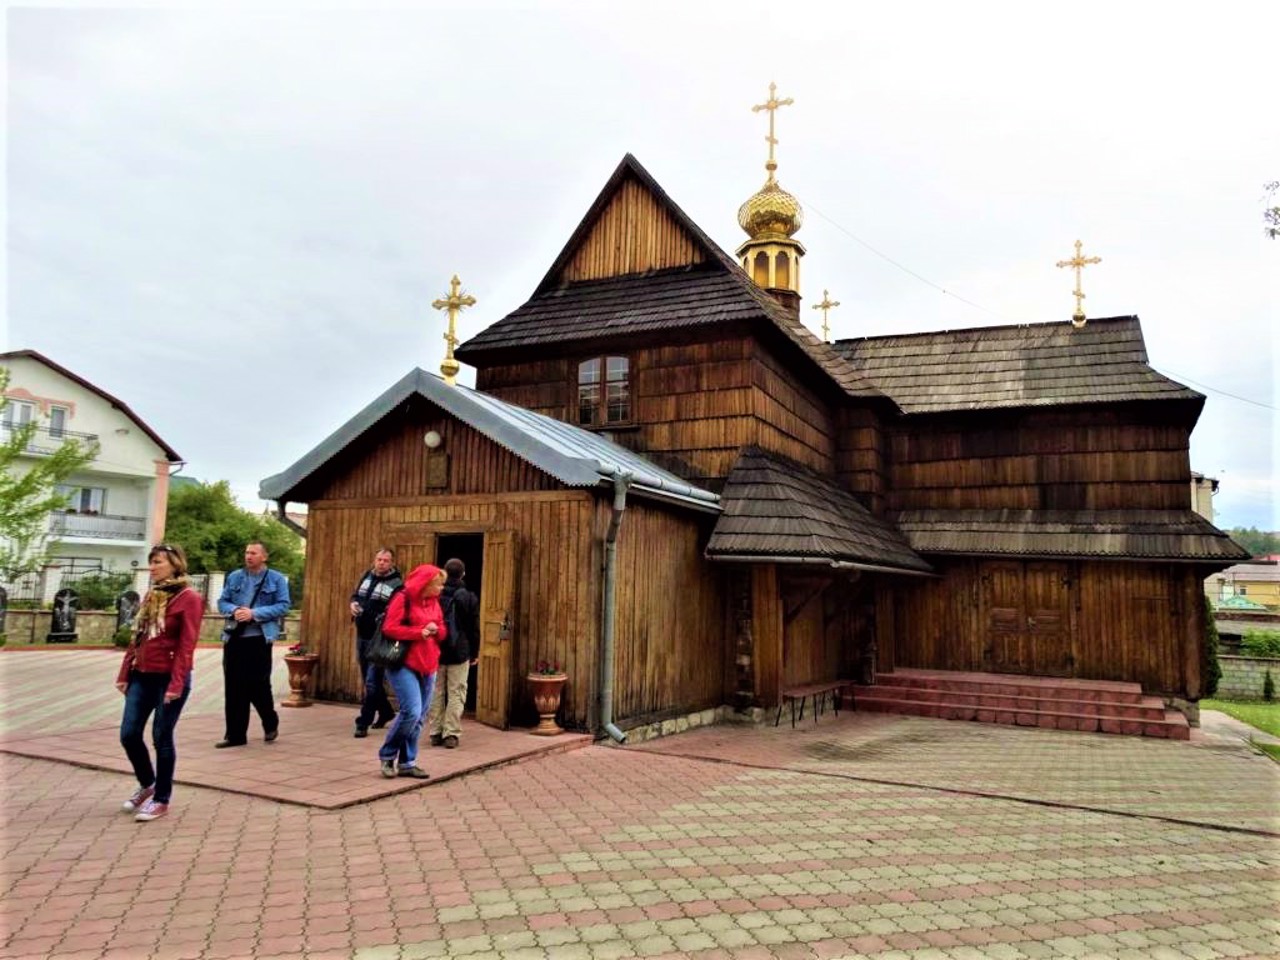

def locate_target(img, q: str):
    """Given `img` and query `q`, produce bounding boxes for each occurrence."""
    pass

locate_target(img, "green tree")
[0,368,97,580]
[1226,527,1280,557]
[164,480,304,602]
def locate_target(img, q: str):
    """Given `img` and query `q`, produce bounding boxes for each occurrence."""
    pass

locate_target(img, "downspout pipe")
[599,469,633,743]
[274,501,308,541]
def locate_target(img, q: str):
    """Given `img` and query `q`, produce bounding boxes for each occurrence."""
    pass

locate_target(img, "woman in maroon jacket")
[116,544,203,822]
[377,563,446,779]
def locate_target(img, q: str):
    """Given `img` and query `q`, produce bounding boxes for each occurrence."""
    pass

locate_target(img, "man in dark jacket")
[350,548,404,737]
[426,558,480,749]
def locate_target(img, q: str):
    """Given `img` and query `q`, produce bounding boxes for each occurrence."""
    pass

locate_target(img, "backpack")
[438,592,464,662]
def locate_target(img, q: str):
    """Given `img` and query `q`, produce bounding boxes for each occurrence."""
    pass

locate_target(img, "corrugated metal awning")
[259,369,720,513]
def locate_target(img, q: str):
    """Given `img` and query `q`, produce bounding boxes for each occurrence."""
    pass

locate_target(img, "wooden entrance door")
[982,561,1073,676]
[475,530,518,729]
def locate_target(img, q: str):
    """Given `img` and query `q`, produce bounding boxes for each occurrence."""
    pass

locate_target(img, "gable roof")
[894,508,1249,564]
[832,316,1203,414]
[0,349,182,461]
[706,446,932,575]
[258,368,720,514]
[455,154,887,402]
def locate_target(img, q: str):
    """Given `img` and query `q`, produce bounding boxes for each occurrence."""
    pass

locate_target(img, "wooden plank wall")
[887,558,1199,697]
[477,335,838,486]
[300,492,600,725]
[887,409,1193,511]
[750,344,835,473]
[606,499,729,725]
[298,401,562,501]
[836,406,887,513]
[560,178,706,283]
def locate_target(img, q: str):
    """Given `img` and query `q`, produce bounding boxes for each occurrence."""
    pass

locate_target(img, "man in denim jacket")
[215,541,291,748]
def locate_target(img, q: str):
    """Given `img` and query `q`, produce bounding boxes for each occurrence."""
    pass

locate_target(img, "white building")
[1,350,182,583]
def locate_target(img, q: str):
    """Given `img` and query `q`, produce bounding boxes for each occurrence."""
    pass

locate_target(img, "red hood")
[402,564,444,598]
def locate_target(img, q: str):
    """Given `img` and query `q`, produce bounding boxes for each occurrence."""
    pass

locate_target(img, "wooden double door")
[383,526,519,729]
[981,561,1075,677]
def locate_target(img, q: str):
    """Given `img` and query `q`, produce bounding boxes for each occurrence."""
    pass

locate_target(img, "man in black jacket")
[349,548,404,738]
[426,558,480,749]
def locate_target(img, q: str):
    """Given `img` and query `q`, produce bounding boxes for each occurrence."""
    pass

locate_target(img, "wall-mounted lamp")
[424,430,442,450]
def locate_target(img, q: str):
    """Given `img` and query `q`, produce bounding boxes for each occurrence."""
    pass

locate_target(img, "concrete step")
[862,683,1169,721]
[854,693,1191,740]
[872,669,1148,704]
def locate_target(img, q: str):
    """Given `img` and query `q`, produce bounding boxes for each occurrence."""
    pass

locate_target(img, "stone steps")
[851,669,1190,741]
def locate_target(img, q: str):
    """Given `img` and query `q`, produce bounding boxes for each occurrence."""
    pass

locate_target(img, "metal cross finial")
[751,81,794,182]
[811,289,840,342]
[1055,239,1102,329]
[430,274,477,386]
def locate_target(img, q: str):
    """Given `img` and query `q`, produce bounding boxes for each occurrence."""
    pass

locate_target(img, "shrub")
[1203,605,1222,698]
[112,625,133,648]
[1242,630,1280,659]
[1265,669,1276,703]
[0,632,7,648]
[71,572,134,611]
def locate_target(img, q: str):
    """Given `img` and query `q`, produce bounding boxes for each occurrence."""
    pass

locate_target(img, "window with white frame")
[49,406,68,438]
[56,484,107,514]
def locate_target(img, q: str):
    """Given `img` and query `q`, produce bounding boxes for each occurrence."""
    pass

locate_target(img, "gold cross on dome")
[1055,239,1102,329]
[431,274,476,385]
[811,289,840,341]
[751,81,794,181]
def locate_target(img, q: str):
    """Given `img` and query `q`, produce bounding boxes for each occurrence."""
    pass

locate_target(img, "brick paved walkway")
[2,650,1279,960]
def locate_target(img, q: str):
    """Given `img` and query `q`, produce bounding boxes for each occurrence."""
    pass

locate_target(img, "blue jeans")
[378,667,435,769]
[120,671,191,804]
[355,638,394,729]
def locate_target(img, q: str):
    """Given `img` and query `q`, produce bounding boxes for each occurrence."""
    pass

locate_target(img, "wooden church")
[261,109,1247,739]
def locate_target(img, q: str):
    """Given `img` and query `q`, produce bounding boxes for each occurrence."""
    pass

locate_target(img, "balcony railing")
[49,511,147,541]
[1,422,99,455]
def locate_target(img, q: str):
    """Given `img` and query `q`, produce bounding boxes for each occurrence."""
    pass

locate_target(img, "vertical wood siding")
[886,558,1201,697]
[560,178,706,282]
[301,492,599,724]
[606,500,729,724]
[887,410,1193,511]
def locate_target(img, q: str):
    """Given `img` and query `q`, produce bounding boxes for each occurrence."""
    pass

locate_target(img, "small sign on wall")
[426,451,449,489]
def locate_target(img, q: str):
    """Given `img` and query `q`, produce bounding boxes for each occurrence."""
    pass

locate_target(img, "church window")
[776,251,790,288]
[752,252,769,286]
[577,356,631,427]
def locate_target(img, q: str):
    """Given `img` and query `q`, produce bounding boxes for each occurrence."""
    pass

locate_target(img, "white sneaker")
[122,784,154,812]
[134,799,169,822]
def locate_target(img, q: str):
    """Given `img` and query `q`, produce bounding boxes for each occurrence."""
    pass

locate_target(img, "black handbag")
[366,588,411,668]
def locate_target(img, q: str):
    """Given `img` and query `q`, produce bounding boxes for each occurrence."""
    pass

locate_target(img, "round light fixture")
[424,430,442,449]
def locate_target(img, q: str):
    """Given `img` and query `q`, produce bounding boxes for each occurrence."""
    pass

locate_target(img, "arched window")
[578,356,631,426]
[753,252,770,286]
[775,251,790,288]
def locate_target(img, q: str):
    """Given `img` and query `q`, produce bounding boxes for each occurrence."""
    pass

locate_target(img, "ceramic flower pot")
[526,673,567,735]
[283,653,320,707]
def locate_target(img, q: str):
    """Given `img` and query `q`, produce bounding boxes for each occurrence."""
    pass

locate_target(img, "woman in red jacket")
[377,563,446,779]
[116,543,203,822]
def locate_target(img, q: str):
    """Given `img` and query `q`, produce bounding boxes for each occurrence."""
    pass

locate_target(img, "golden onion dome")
[737,176,804,240]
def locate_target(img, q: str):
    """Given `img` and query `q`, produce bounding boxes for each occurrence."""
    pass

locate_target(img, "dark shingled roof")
[456,154,886,401]
[707,447,933,574]
[894,509,1250,563]
[832,316,1203,414]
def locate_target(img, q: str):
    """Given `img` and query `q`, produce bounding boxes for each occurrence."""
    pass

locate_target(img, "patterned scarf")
[137,576,192,643]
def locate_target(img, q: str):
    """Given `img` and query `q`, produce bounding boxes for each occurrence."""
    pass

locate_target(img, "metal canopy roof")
[259,368,720,513]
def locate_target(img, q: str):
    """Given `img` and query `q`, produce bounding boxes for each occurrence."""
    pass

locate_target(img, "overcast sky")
[6,2,1277,530]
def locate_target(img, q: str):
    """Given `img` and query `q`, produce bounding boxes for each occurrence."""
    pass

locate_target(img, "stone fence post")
[207,572,226,613]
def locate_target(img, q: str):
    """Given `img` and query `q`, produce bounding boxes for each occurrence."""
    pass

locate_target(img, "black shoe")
[215,739,246,749]
[354,727,368,739]
[397,766,430,779]
[264,728,279,743]
[372,716,392,729]
[428,734,444,747]
[443,735,459,749]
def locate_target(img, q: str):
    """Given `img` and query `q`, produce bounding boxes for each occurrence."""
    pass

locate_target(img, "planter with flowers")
[282,641,320,708]
[526,660,567,735]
